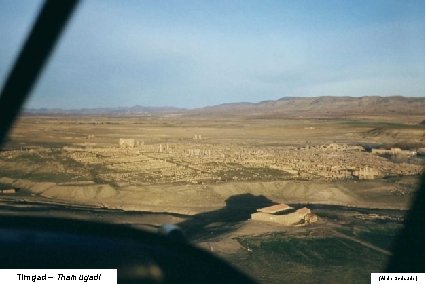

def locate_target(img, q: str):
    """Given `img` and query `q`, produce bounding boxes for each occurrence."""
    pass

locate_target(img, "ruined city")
[0,138,423,188]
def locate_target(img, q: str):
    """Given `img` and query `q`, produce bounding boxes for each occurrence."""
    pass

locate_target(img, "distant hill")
[190,96,425,118]
[24,105,186,115]
[24,96,424,117]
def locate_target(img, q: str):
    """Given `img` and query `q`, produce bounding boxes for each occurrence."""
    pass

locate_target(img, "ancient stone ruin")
[119,138,143,148]
[372,147,417,156]
[251,203,318,226]
[353,166,380,180]
[119,138,135,148]
[0,188,17,194]
[257,203,293,214]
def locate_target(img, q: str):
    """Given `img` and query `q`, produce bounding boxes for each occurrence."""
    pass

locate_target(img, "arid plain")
[0,97,424,283]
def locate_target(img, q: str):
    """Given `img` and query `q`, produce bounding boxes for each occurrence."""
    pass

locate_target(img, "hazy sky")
[0,0,424,108]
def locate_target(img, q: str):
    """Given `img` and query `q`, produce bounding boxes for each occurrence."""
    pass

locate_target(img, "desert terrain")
[0,96,424,283]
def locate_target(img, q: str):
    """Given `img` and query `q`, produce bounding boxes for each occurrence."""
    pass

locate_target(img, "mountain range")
[25,96,424,118]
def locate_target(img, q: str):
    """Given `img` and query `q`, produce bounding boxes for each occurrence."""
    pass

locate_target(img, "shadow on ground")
[178,193,276,241]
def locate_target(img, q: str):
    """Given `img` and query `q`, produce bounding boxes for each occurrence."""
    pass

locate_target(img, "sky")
[0,0,424,109]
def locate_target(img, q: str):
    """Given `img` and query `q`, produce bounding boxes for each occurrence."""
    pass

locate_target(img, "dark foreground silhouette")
[178,193,276,241]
